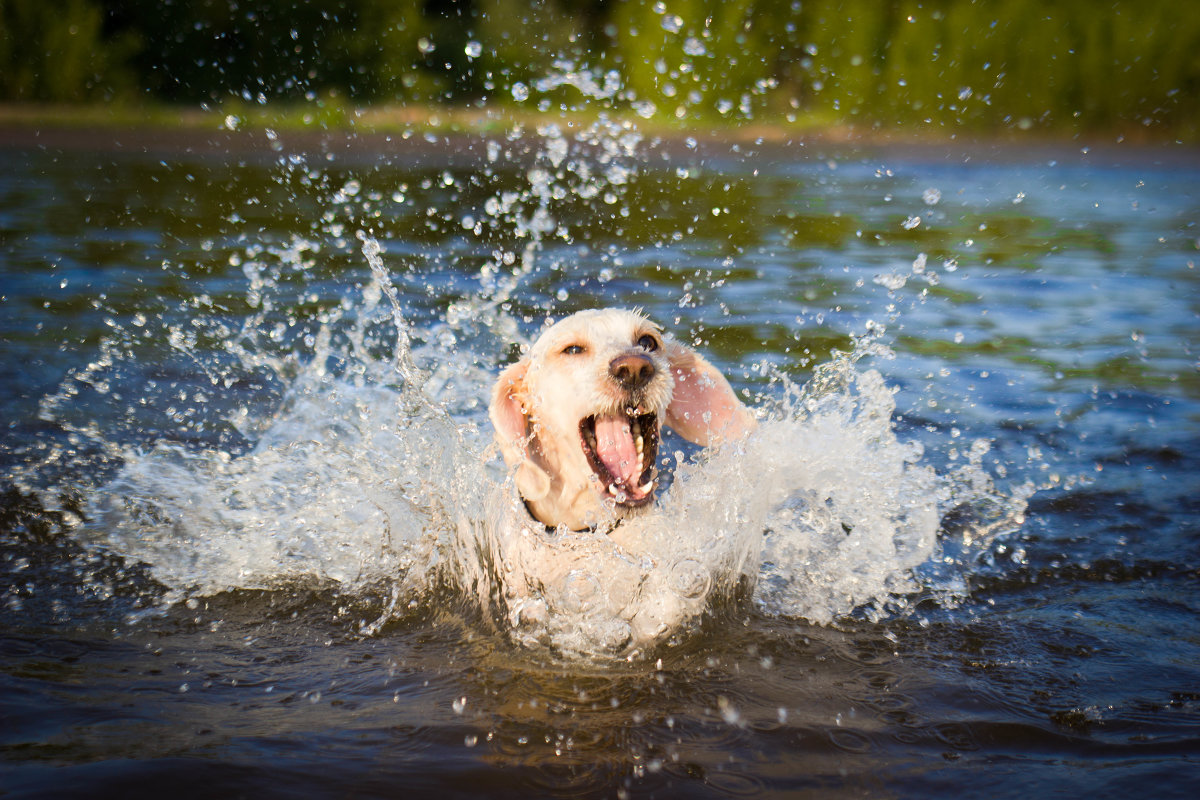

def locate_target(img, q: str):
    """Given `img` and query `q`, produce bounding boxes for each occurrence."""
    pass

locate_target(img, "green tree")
[0,0,138,101]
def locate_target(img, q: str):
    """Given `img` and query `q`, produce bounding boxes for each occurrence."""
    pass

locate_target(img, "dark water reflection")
[2,131,1199,797]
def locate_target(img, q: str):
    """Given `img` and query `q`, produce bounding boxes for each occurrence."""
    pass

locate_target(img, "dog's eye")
[562,344,585,355]
[637,334,659,352]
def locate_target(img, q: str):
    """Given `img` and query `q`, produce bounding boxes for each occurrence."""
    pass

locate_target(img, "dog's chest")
[488,488,710,652]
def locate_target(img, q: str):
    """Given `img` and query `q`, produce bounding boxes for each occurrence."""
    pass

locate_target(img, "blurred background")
[2,0,1198,138]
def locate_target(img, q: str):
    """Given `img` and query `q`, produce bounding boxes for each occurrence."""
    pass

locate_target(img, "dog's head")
[490,309,754,530]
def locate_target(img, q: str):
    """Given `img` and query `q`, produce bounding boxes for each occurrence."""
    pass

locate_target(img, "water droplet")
[718,695,743,726]
[873,272,907,291]
[633,100,657,119]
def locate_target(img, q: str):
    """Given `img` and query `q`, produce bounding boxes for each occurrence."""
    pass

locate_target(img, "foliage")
[2,0,1198,137]
[0,0,138,101]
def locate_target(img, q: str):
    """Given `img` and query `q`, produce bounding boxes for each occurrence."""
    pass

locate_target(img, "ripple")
[827,728,873,754]
[664,715,756,754]
[0,636,39,658]
[929,722,980,752]
[703,770,766,796]
[512,750,616,798]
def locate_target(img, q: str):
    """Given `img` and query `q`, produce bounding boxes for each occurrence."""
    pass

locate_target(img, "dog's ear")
[490,359,530,450]
[489,359,552,501]
[664,341,756,446]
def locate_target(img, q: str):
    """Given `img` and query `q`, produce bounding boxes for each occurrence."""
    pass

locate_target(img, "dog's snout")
[610,353,656,390]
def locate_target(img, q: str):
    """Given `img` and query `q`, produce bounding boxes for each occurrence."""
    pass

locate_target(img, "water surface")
[2,124,1199,797]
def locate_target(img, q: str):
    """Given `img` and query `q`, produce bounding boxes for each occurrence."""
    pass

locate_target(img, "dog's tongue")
[593,414,639,485]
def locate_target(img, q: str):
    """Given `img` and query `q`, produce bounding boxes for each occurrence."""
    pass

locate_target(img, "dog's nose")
[610,353,656,390]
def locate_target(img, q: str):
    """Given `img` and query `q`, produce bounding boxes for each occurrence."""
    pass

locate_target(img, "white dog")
[482,309,755,654]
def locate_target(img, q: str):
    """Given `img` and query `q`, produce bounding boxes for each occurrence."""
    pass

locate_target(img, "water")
[2,119,1198,797]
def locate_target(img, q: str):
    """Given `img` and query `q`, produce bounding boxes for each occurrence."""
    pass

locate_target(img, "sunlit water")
[2,114,1198,796]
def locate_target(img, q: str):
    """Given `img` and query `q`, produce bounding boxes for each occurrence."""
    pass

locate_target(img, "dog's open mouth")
[580,409,660,507]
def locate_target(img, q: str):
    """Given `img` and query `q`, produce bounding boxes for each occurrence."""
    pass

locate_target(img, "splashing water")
[22,64,1033,658]
[84,290,1024,656]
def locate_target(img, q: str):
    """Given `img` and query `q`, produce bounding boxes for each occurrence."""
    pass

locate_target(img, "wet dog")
[483,309,754,653]
[490,308,754,530]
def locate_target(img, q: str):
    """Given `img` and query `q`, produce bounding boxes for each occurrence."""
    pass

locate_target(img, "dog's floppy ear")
[664,341,756,446]
[489,358,552,501]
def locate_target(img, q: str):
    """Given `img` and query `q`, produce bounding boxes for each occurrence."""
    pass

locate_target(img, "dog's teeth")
[635,434,644,453]
[638,479,655,494]
[607,484,620,496]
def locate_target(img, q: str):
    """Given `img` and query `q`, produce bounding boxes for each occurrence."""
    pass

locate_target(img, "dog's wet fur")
[490,308,755,531]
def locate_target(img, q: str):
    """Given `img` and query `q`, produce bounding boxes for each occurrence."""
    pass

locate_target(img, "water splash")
[18,62,1034,658]
[79,290,1027,656]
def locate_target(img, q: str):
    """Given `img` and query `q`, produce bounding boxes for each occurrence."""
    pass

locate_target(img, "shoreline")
[3,103,1198,166]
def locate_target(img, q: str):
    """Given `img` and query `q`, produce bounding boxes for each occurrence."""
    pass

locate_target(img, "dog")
[481,308,755,654]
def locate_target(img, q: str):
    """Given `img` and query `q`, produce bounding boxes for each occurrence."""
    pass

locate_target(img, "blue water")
[2,127,1199,797]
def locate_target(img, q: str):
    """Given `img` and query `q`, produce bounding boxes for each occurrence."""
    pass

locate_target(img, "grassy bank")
[2,99,1192,152]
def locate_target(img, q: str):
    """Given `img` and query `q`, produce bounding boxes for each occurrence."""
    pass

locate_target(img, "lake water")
[2,123,1198,798]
